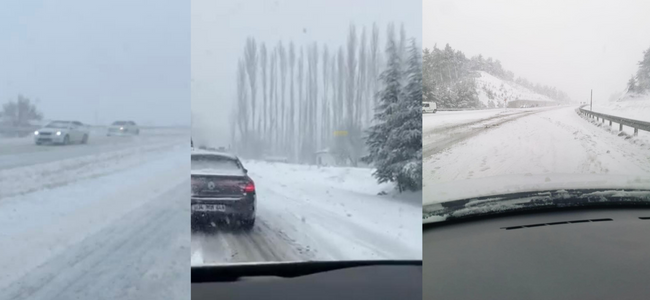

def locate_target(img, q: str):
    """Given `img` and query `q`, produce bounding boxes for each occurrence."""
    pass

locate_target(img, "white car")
[423,101,437,113]
[107,121,139,136]
[34,121,89,145]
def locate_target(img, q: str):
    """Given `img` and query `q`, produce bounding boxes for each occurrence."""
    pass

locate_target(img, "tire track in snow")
[1,182,190,300]
[424,108,559,158]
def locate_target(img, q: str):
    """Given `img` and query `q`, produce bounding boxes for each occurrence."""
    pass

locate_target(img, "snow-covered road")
[424,106,650,202]
[0,133,189,300]
[0,128,187,170]
[191,161,422,265]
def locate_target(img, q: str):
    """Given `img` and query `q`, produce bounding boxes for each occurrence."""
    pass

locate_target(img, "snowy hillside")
[593,92,650,122]
[475,71,556,107]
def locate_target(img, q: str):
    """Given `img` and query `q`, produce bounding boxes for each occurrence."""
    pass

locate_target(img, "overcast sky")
[192,0,421,147]
[0,0,189,126]
[424,0,650,103]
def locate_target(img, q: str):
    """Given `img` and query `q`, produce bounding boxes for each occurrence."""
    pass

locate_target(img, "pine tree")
[363,27,421,192]
[636,47,650,92]
[627,75,637,93]
[394,39,423,191]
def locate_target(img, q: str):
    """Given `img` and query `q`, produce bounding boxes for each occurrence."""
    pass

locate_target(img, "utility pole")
[590,89,592,111]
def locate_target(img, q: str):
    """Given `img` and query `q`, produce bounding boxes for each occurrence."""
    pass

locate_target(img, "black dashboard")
[192,261,422,300]
[424,208,650,299]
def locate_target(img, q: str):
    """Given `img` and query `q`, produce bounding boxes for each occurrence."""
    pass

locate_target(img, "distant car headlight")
[120,127,124,130]
[34,131,39,135]
[56,131,62,136]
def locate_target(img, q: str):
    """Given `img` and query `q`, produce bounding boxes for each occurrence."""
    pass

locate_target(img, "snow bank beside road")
[592,94,650,122]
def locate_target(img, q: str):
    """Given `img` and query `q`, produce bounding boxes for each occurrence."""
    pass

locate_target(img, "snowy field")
[423,105,650,204]
[0,131,189,300]
[191,161,422,265]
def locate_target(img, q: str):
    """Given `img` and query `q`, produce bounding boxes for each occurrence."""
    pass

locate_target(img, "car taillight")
[243,180,255,193]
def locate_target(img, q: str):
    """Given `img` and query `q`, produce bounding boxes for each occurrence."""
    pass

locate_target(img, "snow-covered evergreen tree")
[627,76,637,93]
[363,29,422,192]
[636,47,650,92]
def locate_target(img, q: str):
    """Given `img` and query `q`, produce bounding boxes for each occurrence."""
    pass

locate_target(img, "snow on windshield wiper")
[423,189,650,224]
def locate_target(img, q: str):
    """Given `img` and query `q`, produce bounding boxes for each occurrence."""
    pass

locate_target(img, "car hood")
[37,128,68,133]
[424,173,650,205]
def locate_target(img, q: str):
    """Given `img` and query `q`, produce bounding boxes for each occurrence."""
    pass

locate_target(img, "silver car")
[34,121,89,145]
[107,121,139,136]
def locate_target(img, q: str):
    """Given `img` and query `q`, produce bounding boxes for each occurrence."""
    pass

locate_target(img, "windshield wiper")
[423,189,650,225]
[192,260,421,283]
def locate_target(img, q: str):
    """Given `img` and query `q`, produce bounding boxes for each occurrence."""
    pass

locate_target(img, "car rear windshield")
[191,155,241,172]
[112,121,126,125]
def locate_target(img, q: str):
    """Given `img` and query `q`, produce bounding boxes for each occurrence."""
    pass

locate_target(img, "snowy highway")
[191,161,422,264]
[0,130,190,300]
[423,106,650,202]
[0,127,187,170]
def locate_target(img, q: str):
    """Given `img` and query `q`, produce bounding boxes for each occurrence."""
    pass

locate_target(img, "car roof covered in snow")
[191,148,239,160]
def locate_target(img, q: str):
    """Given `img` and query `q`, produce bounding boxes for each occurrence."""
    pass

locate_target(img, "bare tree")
[336,47,345,132]
[260,43,268,139]
[236,59,249,150]
[269,49,277,153]
[1,95,43,127]
[330,55,337,144]
[278,41,288,154]
[357,27,367,128]
[310,43,319,158]
[288,42,296,160]
[244,38,258,140]
[345,25,359,166]
[346,25,357,127]
[321,45,330,148]
[369,23,380,115]
[297,47,304,161]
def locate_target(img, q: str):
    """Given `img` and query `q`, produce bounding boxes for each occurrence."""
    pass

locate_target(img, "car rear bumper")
[191,194,256,220]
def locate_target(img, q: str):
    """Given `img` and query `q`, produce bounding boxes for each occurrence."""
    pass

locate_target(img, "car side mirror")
[243,168,248,174]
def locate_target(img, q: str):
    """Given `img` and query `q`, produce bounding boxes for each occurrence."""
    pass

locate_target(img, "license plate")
[192,204,226,212]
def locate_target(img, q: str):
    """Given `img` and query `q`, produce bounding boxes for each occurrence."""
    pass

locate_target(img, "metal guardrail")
[577,105,650,136]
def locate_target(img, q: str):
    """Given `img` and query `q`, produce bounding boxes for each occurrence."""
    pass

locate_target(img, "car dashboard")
[192,260,422,300]
[424,207,650,300]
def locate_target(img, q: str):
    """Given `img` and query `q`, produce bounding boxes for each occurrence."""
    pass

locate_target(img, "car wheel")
[35,141,41,146]
[81,134,88,144]
[63,135,70,145]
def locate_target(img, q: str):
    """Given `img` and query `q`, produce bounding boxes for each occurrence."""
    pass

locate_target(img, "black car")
[191,150,256,230]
